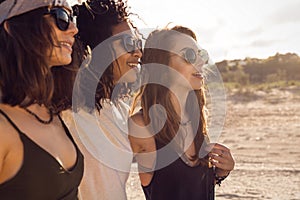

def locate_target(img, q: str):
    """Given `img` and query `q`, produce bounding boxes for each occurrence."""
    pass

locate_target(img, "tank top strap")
[57,113,77,145]
[0,109,23,135]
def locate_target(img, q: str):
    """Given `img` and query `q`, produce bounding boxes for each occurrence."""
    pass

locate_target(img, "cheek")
[169,56,185,69]
[112,62,128,81]
[112,62,121,79]
[116,55,130,72]
[45,16,60,40]
[169,60,187,76]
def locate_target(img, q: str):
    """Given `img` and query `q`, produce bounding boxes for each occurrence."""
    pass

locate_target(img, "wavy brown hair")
[132,26,209,163]
[0,6,81,113]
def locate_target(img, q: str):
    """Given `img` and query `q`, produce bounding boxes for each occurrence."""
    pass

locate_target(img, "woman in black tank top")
[129,26,235,200]
[0,0,84,199]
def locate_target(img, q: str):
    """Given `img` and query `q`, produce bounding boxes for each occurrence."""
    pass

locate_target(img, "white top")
[62,99,133,200]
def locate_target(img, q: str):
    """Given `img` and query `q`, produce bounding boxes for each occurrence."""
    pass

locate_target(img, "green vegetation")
[216,52,300,91]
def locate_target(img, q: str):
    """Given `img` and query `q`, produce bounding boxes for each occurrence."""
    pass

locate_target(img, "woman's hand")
[206,143,235,177]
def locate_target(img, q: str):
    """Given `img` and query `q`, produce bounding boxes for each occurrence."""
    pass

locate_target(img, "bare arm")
[128,113,156,186]
[0,111,25,185]
[128,113,155,154]
[0,118,12,183]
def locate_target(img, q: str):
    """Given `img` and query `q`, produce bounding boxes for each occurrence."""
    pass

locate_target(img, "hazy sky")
[71,0,300,62]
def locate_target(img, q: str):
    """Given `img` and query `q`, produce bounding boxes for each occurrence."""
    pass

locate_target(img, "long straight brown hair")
[132,26,209,162]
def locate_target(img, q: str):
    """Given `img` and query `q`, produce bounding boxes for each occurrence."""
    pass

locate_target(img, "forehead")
[170,33,200,53]
[112,21,134,36]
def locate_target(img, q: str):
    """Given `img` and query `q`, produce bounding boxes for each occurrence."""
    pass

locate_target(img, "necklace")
[23,107,53,124]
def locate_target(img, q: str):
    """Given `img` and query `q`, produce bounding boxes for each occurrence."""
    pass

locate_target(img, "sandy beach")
[126,87,300,200]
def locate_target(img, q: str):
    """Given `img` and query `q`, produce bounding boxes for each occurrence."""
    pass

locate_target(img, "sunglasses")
[88,0,109,15]
[180,48,209,65]
[113,34,143,53]
[45,7,75,31]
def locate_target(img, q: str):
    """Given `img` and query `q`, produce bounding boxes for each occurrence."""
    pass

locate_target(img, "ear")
[3,21,10,34]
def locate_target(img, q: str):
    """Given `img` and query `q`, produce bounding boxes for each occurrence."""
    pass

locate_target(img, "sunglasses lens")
[124,36,135,52]
[49,8,70,31]
[185,48,197,64]
[90,1,109,14]
[56,9,69,31]
[123,36,142,53]
[200,49,209,63]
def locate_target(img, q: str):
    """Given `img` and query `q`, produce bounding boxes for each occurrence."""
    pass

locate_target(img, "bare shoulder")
[0,114,16,173]
[0,114,16,151]
[128,112,155,153]
[0,105,23,144]
[128,112,149,138]
[0,114,10,141]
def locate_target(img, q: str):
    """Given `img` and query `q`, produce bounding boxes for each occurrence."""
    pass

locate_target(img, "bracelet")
[214,172,230,186]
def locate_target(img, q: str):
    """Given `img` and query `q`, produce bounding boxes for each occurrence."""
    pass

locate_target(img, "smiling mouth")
[60,41,73,52]
[128,62,139,68]
[192,72,204,79]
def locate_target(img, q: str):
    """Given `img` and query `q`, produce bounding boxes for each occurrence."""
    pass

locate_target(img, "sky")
[71,0,300,62]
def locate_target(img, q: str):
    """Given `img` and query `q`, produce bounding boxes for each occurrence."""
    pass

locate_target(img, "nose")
[68,20,78,36]
[132,48,142,59]
[194,59,204,72]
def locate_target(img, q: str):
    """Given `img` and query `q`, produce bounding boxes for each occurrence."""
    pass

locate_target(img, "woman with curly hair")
[129,26,235,200]
[65,0,142,199]
[0,0,83,199]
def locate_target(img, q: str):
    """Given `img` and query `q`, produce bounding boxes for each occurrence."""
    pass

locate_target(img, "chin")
[62,56,72,65]
[64,60,72,65]
[120,76,137,83]
[121,71,137,83]
[60,58,72,66]
[191,83,202,90]
[50,57,72,67]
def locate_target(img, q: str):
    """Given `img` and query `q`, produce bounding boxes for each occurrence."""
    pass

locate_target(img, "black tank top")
[0,109,84,200]
[142,139,215,200]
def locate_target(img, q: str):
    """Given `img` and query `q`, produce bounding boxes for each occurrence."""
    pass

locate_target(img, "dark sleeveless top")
[142,139,215,200]
[0,109,84,200]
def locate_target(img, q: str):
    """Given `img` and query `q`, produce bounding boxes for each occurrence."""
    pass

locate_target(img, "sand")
[126,87,300,200]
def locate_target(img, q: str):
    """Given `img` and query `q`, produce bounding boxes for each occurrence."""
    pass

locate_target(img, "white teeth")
[128,63,138,68]
[193,72,204,78]
[60,42,72,47]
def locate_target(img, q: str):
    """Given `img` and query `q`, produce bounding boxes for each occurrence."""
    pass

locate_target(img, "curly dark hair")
[74,0,136,111]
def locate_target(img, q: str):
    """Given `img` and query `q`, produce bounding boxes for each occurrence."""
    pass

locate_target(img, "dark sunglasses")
[180,48,209,65]
[45,7,75,31]
[88,0,109,15]
[113,34,143,53]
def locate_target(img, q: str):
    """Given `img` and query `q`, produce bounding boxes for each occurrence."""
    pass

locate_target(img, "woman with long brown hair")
[129,26,235,199]
[0,0,83,199]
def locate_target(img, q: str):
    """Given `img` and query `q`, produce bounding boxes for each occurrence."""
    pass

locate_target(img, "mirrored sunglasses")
[180,48,209,65]
[113,34,143,53]
[45,7,75,31]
